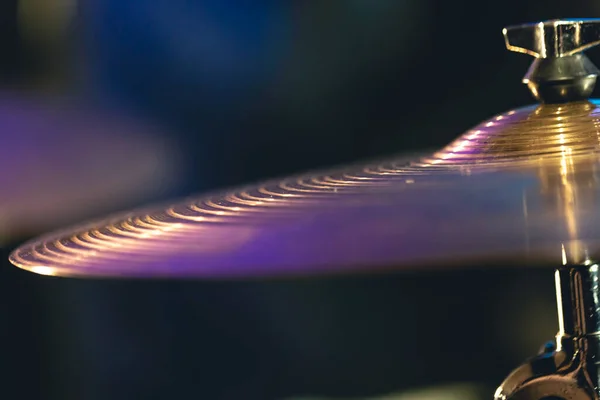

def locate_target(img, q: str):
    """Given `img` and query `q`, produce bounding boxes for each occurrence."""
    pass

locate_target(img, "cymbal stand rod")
[494,264,600,400]
[554,265,600,394]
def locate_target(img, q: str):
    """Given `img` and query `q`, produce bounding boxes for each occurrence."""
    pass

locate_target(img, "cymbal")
[0,92,180,241]
[10,19,600,278]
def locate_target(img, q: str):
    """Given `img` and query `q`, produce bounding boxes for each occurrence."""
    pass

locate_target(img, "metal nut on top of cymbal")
[503,19,600,58]
[503,19,600,103]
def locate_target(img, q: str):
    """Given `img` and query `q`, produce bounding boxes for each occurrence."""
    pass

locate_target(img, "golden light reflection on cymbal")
[11,100,600,278]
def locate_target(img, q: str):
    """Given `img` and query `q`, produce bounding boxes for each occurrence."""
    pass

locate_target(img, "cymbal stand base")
[494,264,600,400]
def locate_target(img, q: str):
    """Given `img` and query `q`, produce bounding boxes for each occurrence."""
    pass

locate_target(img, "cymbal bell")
[10,20,600,278]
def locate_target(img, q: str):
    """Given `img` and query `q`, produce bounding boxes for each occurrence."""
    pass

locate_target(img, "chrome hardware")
[503,20,600,103]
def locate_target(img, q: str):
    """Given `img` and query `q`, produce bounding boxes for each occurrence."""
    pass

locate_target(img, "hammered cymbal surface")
[10,101,600,278]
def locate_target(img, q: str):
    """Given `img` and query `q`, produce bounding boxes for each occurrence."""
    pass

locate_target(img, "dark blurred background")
[0,1,597,399]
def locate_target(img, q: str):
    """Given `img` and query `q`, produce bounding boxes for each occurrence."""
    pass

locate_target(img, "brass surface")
[9,99,600,278]
[422,101,600,166]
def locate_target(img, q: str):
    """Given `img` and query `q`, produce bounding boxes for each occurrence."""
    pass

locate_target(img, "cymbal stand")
[494,264,600,400]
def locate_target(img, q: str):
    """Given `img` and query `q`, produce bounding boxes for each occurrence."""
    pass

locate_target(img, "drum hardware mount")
[495,264,600,400]
[496,20,600,400]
